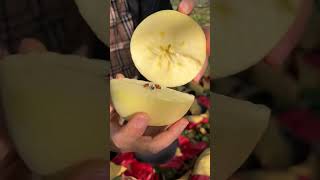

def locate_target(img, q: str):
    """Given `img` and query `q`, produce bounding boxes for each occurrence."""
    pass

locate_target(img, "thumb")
[178,0,196,15]
[112,113,149,151]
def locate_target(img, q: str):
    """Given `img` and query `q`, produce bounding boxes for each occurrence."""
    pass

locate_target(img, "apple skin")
[265,0,314,66]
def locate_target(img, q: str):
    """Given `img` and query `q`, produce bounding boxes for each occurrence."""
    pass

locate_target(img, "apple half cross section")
[213,0,299,78]
[130,10,207,87]
[0,53,108,175]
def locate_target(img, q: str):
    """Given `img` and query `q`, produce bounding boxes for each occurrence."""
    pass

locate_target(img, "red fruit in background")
[124,161,158,180]
[112,153,136,168]
[197,96,210,109]
[190,175,210,180]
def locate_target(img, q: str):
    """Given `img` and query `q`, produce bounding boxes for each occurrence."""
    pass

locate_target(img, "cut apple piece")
[212,92,270,180]
[110,78,194,126]
[0,53,108,175]
[193,148,210,176]
[213,0,299,78]
[130,10,206,87]
[110,162,126,179]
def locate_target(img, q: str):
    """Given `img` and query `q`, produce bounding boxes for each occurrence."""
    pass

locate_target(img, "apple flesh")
[130,10,206,87]
[0,53,108,175]
[110,78,194,126]
[213,0,300,78]
[212,92,270,180]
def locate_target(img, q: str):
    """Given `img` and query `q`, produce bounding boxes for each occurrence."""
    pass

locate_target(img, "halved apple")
[0,52,108,176]
[213,0,299,78]
[130,10,206,87]
[110,78,194,126]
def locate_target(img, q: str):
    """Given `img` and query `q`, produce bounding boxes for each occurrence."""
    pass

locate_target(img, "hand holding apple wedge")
[110,74,189,155]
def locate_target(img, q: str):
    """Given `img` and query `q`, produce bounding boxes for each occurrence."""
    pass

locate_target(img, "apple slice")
[110,162,126,179]
[130,10,206,87]
[110,78,194,126]
[0,53,108,175]
[212,92,270,180]
[213,0,299,78]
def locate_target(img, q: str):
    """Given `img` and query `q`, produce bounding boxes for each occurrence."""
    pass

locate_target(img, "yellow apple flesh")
[212,92,270,180]
[213,0,299,78]
[110,78,194,126]
[0,53,108,175]
[130,10,206,87]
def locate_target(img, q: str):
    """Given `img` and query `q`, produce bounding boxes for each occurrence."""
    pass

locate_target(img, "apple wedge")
[212,92,270,180]
[130,10,206,87]
[0,52,108,176]
[110,162,126,179]
[110,78,194,126]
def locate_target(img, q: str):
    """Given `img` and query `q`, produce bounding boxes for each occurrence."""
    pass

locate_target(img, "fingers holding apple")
[110,110,188,155]
[178,0,196,15]
[110,73,190,154]
[194,26,210,83]
[177,1,210,82]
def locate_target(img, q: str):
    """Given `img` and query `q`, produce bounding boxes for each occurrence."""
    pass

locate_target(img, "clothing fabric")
[110,0,173,78]
[0,0,95,56]
[110,0,138,78]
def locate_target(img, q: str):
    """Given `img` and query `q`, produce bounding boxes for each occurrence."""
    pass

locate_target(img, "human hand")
[264,0,313,67]
[177,0,210,83]
[110,74,189,154]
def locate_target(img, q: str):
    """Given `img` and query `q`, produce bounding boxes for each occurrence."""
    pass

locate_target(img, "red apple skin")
[264,0,314,66]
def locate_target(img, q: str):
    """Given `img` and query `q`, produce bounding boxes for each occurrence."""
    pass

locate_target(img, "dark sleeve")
[128,0,173,28]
